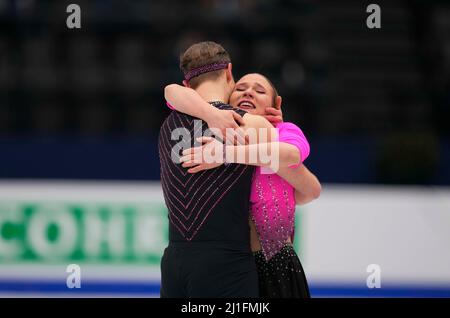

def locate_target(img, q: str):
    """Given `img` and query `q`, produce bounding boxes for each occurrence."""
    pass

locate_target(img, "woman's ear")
[274,95,282,110]
[182,80,190,88]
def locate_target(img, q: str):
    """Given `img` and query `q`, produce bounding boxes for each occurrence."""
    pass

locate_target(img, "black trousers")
[254,244,311,298]
[160,242,259,298]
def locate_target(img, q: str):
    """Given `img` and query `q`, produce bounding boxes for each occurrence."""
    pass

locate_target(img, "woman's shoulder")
[275,121,303,135]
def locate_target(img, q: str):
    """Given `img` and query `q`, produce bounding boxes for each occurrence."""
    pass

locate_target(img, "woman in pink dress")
[165,73,321,298]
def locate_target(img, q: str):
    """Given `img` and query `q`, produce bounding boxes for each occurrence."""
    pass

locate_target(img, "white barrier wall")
[297,185,450,292]
[0,181,166,297]
[0,181,449,297]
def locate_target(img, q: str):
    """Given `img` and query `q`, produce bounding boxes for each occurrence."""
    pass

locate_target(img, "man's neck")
[194,82,229,104]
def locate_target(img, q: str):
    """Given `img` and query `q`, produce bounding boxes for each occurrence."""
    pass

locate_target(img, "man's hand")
[263,107,283,125]
[180,137,224,173]
[205,109,247,145]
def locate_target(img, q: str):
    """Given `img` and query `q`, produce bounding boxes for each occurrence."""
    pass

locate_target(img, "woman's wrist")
[202,106,219,124]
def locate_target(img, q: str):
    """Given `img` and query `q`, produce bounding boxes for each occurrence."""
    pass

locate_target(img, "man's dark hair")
[180,41,231,89]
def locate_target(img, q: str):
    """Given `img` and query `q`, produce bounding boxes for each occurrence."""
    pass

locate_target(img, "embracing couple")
[158,41,321,298]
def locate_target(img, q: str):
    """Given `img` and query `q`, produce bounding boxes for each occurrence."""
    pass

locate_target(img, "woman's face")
[229,73,275,116]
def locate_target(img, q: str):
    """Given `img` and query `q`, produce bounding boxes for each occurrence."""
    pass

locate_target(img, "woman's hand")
[180,137,225,173]
[205,109,246,144]
[263,107,283,125]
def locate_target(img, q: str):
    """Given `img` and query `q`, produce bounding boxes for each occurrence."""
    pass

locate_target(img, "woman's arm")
[272,122,320,205]
[180,137,300,173]
[276,164,321,205]
[165,84,215,120]
[180,136,321,201]
[164,84,244,134]
[224,142,300,169]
